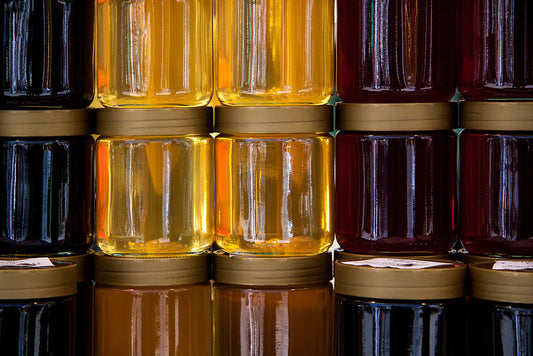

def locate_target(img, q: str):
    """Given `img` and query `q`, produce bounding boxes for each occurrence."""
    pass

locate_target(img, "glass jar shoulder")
[336,130,455,141]
[216,132,333,143]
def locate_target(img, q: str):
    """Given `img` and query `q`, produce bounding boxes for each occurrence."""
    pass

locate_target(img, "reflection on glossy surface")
[214,284,333,356]
[460,0,533,100]
[1,0,94,108]
[96,136,214,256]
[0,296,75,355]
[0,137,94,255]
[336,132,456,254]
[216,134,334,255]
[216,0,334,105]
[469,298,533,356]
[95,285,211,356]
[97,0,212,107]
[335,295,467,356]
[337,0,456,102]
[461,132,533,257]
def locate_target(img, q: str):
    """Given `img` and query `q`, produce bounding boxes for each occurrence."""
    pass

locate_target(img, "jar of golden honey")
[215,106,334,255]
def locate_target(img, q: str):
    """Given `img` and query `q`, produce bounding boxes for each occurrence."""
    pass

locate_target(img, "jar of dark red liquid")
[0,110,94,255]
[337,0,456,103]
[336,103,456,255]
[1,0,95,108]
[460,0,533,100]
[0,259,77,355]
[469,261,533,356]
[335,258,467,356]
[460,102,533,257]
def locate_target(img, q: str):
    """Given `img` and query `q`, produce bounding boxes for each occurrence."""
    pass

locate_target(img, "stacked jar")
[93,1,214,354]
[334,2,463,352]
[214,0,335,353]
[458,0,533,260]
[1,3,96,352]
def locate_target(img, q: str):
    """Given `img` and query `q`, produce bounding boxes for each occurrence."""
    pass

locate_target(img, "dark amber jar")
[0,110,94,255]
[1,0,95,108]
[213,251,333,356]
[0,260,77,355]
[460,0,533,100]
[336,103,456,255]
[94,253,212,356]
[337,0,456,102]
[335,258,467,356]
[460,102,533,257]
[469,262,533,355]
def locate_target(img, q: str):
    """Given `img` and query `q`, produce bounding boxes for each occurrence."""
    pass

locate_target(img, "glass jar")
[213,251,333,355]
[1,0,94,108]
[97,0,212,107]
[335,258,467,356]
[0,259,77,355]
[52,253,94,356]
[0,110,94,255]
[215,106,334,255]
[94,253,212,356]
[460,102,533,257]
[469,261,533,355]
[95,108,214,256]
[336,103,456,255]
[216,0,334,105]
[337,0,456,103]
[460,0,533,100]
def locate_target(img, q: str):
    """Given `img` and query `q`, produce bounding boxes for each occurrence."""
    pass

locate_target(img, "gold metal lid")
[469,262,533,304]
[336,103,455,131]
[461,101,533,130]
[95,107,213,136]
[213,251,332,286]
[0,110,92,137]
[94,253,210,287]
[335,258,466,300]
[215,106,333,134]
[333,249,452,261]
[51,252,94,283]
[0,261,77,300]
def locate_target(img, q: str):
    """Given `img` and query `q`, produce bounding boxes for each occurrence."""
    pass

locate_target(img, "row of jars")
[1,0,532,108]
[1,102,533,258]
[1,252,532,355]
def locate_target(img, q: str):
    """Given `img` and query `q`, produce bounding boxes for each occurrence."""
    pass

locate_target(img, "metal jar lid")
[333,249,452,261]
[215,106,333,134]
[336,103,455,131]
[213,251,332,286]
[94,253,210,287]
[469,261,533,304]
[96,107,213,136]
[0,110,92,137]
[460,101,533,131]
[51,251,94,283]
[335,258,466,300]
[0,261,77,300]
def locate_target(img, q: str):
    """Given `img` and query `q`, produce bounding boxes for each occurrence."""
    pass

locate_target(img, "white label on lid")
[492,261,533,271]
[342,258,454,270]
[0,257,54,268]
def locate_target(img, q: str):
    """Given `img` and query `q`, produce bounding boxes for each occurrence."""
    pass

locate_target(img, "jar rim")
[213,251,332,286]
[215,106,333,134]
[95,107,213,136]
[0,109,93,137]
[336,102,455,132]
[334,258,466,300]
[94,252,210,287]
